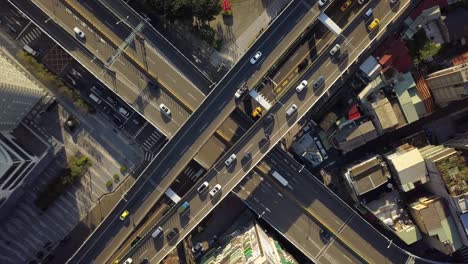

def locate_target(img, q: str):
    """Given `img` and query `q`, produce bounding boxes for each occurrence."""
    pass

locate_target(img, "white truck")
[358,55,382,82]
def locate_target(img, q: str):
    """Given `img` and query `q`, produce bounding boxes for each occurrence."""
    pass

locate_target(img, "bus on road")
[271,171,288,186]
[165,188,181,204]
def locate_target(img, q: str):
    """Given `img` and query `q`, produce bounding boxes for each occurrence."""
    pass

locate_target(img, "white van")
[23,45,37,56]
[118,107,130,117]
[286,104,298,116]
[88,93,102,104]
[151,226,163,238]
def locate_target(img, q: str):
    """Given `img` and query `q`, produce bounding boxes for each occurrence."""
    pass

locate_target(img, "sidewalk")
[212,0,292,65]
[48,170,139,264]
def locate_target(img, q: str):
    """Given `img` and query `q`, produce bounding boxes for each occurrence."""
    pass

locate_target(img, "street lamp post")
[258,211,265,219]
[116,16,129,25]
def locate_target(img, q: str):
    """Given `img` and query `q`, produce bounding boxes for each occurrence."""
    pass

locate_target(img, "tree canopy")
[144,0,221,23]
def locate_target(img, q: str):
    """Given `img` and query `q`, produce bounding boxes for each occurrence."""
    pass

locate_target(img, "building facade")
[425,63,468,107]
[0,51,44,132]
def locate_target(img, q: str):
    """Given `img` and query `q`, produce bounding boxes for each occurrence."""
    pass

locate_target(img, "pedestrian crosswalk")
[183,167,204,182]
[19,26,42,45]
[144,151,156,161]
[141,130,163,152]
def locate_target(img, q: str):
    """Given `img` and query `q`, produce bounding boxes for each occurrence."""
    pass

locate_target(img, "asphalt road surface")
[65,1,322,263]
[119,1,438,263]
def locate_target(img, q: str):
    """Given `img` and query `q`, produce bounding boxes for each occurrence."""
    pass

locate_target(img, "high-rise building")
[0,51,44,132]
[0,51,48,218]
[425,63,468,107]
[199,221,297,264]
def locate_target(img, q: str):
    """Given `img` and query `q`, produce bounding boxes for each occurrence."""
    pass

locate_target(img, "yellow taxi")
[120,210,130,221]
[340,0,352,12]
[368,18,380,31]
[251,106,262,118]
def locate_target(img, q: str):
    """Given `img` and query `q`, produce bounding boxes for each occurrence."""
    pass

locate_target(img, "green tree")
[418,41,441,63]
[194,0,221,24]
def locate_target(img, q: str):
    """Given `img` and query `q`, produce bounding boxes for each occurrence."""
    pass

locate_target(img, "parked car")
[123,258,133,264]
[209,184,222,197]
[250,51,262,64]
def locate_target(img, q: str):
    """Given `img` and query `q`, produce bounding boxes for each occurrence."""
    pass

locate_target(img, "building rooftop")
[372,98,399,132]
[366,190,421,245]
[409,195,462,253]
[420,145,468,196]
[346,156,390,196]
[333,119,378,153]
[393,72,427,124]
[374,36,413,73]
[291,133,324,167]
[200,221,297,264]
[409,0,447,20]
[386,146,428,192]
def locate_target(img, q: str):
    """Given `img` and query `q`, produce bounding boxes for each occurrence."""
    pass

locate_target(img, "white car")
[197,181,209,193]
[390,0,398,3]
[224,153,237,166]
[123,258,133,264]
[358,0,366,5]
[329,44,341,56]
[295,80,308,92]
[250,51,262,64]
[234,86,248,99]
[318,0,328,7]
[159,103,171,116]
[209,184,222,197]
[73,27,85,39]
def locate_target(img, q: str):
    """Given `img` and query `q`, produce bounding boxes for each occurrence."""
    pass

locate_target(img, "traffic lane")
[98,0,213,91]
[13,0,188,136]
[75,0,320,260]
[104,41,201,113]
[96,66,184,135]
[142,41,206,102]
[132,0,416,262]
[71,183,157,263]
[340,217,409,264]
[244,0,320,89]
[50,0,116,61]
[319,240,363,264]
[76,0,132,45]
[264,151,354,232]
[109,204,170,263]
[237,173,363,264]
[47,0,204,112]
